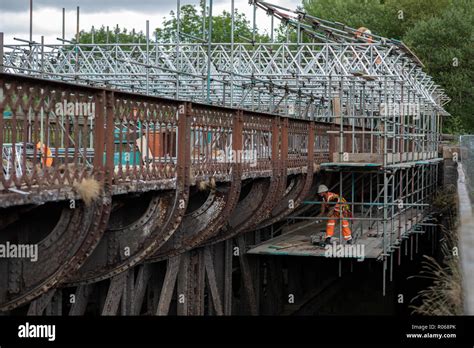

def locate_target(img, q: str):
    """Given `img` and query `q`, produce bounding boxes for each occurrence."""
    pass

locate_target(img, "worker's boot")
[346,238,353,245]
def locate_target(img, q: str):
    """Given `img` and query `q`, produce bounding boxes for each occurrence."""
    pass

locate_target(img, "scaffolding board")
[248,210,425,259]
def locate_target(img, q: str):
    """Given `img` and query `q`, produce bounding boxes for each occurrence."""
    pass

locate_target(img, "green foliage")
[301,0,392,38]
[156,4,204,43]
[155,3,269,43]
[76,4,269,49]
[302,0,474,133]
[404,0,474,133]
[302,0,452,39]
[78,25,146,44]
[410,195,462,316]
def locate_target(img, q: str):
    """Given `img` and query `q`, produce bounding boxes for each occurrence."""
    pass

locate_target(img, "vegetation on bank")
[410,186,463,315]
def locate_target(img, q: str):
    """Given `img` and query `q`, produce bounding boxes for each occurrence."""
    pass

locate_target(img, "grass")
[409,187,463,315]
[73,178,102,206]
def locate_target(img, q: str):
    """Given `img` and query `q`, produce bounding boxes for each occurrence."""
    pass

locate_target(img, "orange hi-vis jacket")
[36,142,53,167]
[324,192,352,218]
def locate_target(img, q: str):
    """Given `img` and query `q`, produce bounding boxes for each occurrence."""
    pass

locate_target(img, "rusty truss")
[0,0,450,313]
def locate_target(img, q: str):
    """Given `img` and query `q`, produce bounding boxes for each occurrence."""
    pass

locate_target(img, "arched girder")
[62,188,189,286]
[202,178,270,245]
[148,171,242,262]
[0,193,111,311]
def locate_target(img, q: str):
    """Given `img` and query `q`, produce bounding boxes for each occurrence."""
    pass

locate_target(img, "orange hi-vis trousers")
[326,218,352,240]
[323,192,352,240]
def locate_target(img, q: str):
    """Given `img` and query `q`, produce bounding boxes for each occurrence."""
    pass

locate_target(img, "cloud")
[1,0,186,13]
[0,0,300,43]
[0,0,231,13]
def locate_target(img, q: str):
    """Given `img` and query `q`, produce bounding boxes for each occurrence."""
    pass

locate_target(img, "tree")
[155,4,203,43]
[301,0,474,133]
[78,25,146,44]
[302,0,451,40]
[155,3,269,43]
[404,0,474,133]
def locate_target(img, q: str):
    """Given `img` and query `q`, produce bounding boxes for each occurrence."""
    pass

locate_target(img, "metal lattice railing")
[0,72,340,198]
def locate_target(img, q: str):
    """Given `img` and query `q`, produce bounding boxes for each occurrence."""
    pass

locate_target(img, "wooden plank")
[332,152,383,164]
[457,163,474,314]
[269,241,307,250]
[247,209,423,259]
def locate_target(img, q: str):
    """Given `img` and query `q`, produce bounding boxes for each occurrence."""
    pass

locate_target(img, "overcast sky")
[0,0,299,43]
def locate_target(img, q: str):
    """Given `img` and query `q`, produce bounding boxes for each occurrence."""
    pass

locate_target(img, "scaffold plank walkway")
[248,210,425,259]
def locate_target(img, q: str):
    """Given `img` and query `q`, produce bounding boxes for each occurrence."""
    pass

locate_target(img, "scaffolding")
[1,0,450,293]
[1,1,449,116]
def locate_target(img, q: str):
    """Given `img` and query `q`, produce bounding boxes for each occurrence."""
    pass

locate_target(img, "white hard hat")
[317,184,329,194]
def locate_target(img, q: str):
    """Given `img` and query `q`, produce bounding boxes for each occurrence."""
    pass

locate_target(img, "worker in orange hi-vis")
[317,184,353,245]
[36,142,53,167]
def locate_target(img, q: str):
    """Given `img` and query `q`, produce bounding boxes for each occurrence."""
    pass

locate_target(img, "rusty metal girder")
[256,175,304,228]
[61,191,176,285]
[27,289,56,316]
[257,122,317,228]
[61,102,194,286]
[203,121,317,244]
[156,255,181,315]
[0,75,362,313]
[237,117,287,233]
[177,250,205,316]
[69,284,94,315]
[148,186,227,261]
[107,193,162,232]
[147,157,242,260]
[203,118,285,244]
[101,271,128,316]
[1,73,380,205]
[0,192,111,311]
[146,111,244,261]
[202,179,267,245]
